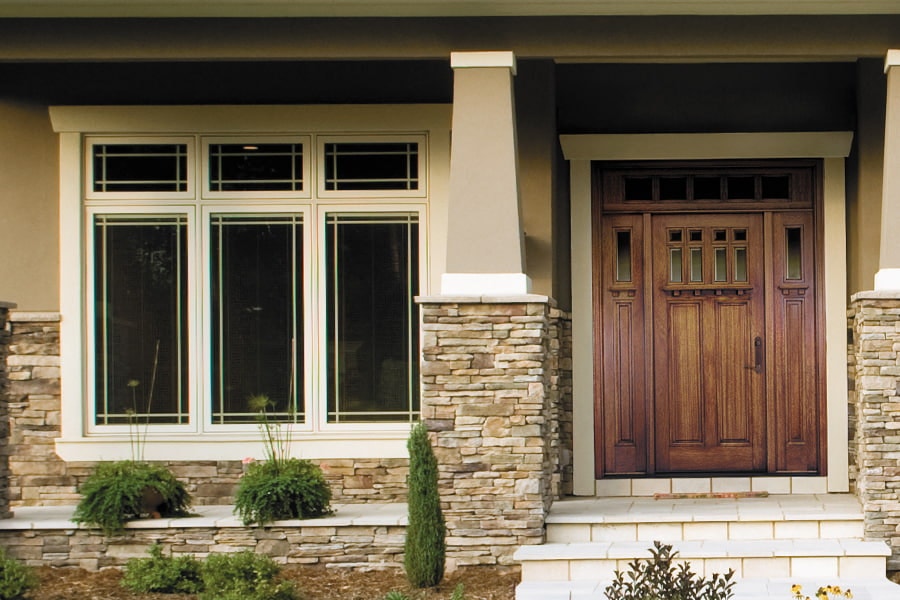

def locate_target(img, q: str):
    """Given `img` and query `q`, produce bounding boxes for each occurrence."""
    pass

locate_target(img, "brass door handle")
[744,336,763,373]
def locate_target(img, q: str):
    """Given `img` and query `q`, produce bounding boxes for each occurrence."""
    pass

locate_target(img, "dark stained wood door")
[594,161,823,478]
[652,214,766,473]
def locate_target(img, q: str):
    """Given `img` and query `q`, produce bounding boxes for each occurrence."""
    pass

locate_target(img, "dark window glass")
[324,143,419,191]
[326,214,419,422]
[210,215,304,424]
[762,175,791,199]
[93,144,188,193]
[727,176,756,200]
[786,227,803,280]
[93,215,188,425]
[616,230,632,282]
[693,176,722,200]
[624,177,653,201]
[659,177,687,200]
[208,144,303,192]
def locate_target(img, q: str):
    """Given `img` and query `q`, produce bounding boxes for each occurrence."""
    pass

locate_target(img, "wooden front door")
[652,214,765,472]
[595,161,824,477]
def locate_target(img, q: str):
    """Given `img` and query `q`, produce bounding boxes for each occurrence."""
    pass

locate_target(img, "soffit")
[3,0,900,18]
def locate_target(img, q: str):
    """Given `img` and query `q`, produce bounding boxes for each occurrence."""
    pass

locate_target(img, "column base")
[440,272,532,296]
[875,268,900,290]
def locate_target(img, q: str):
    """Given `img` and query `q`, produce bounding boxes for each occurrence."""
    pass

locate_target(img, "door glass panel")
[670,248,683,283]
[734,247,748,282]
[689,230,702,242]
[713,229,727,242]
[714,247,727,282]
[690,248,703,282]
[616,230,632,282]
[727,176,755,199]
[733,229,747,242]
[762,175,790,199]
[669,229,683,243]
[786,227,802,280]
[693,176,721,200]
[624,177,653,201]
[660,177,687,200]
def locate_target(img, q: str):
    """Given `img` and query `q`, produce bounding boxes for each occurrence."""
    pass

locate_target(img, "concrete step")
[516,577,900,600]
[514,539,890,581]
[546,494,864,543]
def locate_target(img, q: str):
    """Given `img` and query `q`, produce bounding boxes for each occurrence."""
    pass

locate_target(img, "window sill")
[55,432,410,462]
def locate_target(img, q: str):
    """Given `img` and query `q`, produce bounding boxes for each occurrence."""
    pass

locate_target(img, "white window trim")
[50,104,452,461]
[85,136,196,201]
[202,135,312,200]
[316,134,428,199]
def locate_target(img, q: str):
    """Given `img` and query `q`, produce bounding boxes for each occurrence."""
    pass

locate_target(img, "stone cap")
[851,290,900,302]
[416,294,554,306]
[8,311,60,322]
[0,301,17,310]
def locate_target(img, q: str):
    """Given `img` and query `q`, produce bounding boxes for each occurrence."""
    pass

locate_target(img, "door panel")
[653,214,766,473]
[598,214,648,475]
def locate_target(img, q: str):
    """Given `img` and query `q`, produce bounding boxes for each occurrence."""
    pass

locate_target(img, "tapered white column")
[441,51,530,296]
[876,50,900,290]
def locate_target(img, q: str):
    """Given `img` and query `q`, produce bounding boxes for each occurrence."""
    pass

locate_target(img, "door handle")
[745,336,763,373]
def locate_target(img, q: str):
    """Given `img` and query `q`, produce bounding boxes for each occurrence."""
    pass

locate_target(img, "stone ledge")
[0,301,17,310]
[8,311,61,323]
[0,503,407,531]
[416,294,553,305]
[851,290,900,301]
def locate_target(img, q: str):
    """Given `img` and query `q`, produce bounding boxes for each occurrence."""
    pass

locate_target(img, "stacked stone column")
[850,292,900,569]
[0,302,16,518]
[418,296,571,567]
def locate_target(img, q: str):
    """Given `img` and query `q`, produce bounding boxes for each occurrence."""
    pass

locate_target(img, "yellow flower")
[844,590,853,599]
[792,584,803,594]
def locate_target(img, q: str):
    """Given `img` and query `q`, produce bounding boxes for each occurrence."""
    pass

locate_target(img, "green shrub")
[404,422,445,588]
[121,543,203,594]
[73,460,191,534]
[383,592,411,600]
[450,583,466,600]
[200,551,296,600]
[0,548,37,600]
[604,541,735,600]
[234,458,332,525]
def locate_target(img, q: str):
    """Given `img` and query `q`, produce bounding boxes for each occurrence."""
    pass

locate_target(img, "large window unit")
[53,111,444,461]
[87,135,424,432]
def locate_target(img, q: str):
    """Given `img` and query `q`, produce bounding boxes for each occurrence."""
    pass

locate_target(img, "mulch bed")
[29,564,519,600]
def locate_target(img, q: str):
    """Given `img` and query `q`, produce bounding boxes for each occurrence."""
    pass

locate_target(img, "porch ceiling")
[2,0,900,18]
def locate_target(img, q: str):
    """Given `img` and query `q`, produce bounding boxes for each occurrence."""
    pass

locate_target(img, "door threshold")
[594,475,828,497]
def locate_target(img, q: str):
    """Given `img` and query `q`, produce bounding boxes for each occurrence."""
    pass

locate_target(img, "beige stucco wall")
[517,60,558,299]
[847,59,886,296]
[0,102,58,310]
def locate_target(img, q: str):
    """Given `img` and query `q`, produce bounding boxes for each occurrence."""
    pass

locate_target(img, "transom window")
[84,134,426,433]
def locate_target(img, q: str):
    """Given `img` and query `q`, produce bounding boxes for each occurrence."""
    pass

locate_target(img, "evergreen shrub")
[404,422,446,588]
[0,548,36,600]
[121,543,203,594]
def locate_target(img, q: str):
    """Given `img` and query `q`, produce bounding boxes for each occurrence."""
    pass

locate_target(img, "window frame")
[85,136,196,201]
[316,134,428,200]
[201,136,312,200]
[51,104,450,461]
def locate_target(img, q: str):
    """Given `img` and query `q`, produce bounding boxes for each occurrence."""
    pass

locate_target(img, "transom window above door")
[599,160,815,212]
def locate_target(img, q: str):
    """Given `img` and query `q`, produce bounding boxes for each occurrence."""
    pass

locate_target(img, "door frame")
[561,132,853,495]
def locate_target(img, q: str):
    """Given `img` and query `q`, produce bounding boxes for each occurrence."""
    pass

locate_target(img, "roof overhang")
[3,0,900,18]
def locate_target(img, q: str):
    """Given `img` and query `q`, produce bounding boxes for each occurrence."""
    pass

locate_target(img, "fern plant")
[235,457,332,525]
[604,541,735,600]
[73,460,191,534]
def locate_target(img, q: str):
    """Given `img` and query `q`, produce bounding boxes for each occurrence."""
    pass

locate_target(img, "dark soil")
[29,565,519,600]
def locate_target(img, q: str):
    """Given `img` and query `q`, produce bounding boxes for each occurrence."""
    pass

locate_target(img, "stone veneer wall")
[418,296,572,568]
[850,292,900,569]
[0,520,405,571]
[0,303,15,518]
[5,312,409,507]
